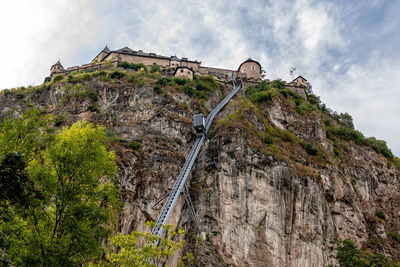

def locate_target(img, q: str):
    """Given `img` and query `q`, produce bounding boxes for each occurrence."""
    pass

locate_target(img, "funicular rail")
[151,78,242,243]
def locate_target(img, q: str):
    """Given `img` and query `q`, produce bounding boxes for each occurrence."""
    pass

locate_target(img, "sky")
[0,0,399,156]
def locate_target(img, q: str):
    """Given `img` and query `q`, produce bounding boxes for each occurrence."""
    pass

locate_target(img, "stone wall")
[174,68,194,80]
[239,61,261,79]
[105,52,171,67]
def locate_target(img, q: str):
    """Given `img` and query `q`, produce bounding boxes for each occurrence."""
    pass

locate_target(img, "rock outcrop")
[1,72,399,266]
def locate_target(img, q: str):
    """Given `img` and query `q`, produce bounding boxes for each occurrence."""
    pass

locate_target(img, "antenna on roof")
[289,67,296,78]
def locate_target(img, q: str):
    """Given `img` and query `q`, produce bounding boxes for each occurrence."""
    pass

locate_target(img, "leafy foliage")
[301,142,318,155]
[326,124,394,160]
[365,137,394,160]
[331,238,399,267]
[0,111,120,266]
[246,81,274,104]
[91,222,193,267]
[129,140,141,150]
[334,112,354,129]
[150,63,161,73]
[262,136,273,144]
[155,75,219,99]
[118,61,147,71]
[388,232,400,243]
[109,70,125,79]
[72,84,98,101]
[154,84,162,94]
[0,109,54,161]
[52,74,64,83]
[375,209,386,220]
[54,113,66,127]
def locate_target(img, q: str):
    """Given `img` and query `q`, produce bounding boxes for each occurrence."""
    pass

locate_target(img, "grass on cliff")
[246,79,398,164]
[213,97,328,179]
[246,80,318,115]
[330,238,400,267]
[214,79,400,177]
[1,68,398,170]
[154,75,219,100]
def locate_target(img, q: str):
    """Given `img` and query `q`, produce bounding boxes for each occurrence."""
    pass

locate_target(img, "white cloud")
[0,1,109,89]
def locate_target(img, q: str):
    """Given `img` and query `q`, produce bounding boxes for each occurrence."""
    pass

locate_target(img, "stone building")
[93,45,111,62]
[238,58,262,79]
[291,76,308,87]
[47,46,264,82]
[97,47,202,71]
[174,66,194,80]
[50,61,64,76]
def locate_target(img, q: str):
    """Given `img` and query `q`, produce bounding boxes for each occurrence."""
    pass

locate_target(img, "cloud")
[1,0,399,155]
[0,1,109,88]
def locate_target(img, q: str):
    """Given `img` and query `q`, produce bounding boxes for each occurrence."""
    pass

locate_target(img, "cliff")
[1,69,400,266]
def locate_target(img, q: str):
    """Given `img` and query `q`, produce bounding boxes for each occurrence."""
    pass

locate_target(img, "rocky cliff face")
[1,71,399,266]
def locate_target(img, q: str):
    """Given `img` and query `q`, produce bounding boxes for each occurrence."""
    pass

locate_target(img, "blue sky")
[1,0,399,156]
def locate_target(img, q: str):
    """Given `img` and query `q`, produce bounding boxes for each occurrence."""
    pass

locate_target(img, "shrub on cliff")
[193,75,219,93]
[271,79,285,89]
[117,61,147,71]
[302,142,318,155]
[246,81,274,104]
[109,70,125,79]
[90,222,193,266]
[52,74,64,82]
[365,137,394,160]
[326,125,394,160]
[331,238,399,267]
[150,63,161,73]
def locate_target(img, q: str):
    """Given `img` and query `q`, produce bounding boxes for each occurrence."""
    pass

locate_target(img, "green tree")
[92,222,193,267]
[335,239,368,267]
[332,238,396,267]
[0,111,120,266]
[150,64,160,73]
[336,112,354,129]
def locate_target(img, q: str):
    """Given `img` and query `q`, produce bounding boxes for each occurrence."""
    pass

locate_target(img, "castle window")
[181,69,184,73]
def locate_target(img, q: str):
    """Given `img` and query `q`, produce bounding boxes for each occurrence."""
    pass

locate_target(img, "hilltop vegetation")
[1,67,400,265]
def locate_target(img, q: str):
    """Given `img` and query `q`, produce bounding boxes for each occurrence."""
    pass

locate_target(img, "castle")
[47,46,308,97]
[48,46,263,82]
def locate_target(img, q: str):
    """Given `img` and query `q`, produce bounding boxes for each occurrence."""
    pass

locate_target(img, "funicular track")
[151,77,242,243]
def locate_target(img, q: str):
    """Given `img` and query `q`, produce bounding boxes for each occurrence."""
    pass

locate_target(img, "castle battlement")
[47,46,263,82]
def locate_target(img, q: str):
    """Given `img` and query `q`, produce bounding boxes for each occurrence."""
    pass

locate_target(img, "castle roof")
[114,47,171,60]
[51,60,63,69]
[102,45,110,53]
[238,58,261,71]
[293,75,307,81]
[173,65,194,75]
[104,47,201,64]
[93,45,111,62]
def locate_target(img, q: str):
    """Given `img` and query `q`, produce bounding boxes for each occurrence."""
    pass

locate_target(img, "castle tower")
[50,60,64,77]
[238,58,262,79]
[93,45,111,62]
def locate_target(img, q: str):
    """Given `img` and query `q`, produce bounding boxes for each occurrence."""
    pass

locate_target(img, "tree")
[336,112,354,129]
[0,110,120,266]
[331,238,397,267]
[91,222,193,267]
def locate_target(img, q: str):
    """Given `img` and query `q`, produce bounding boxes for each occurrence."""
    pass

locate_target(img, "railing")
[150,78,242,244]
